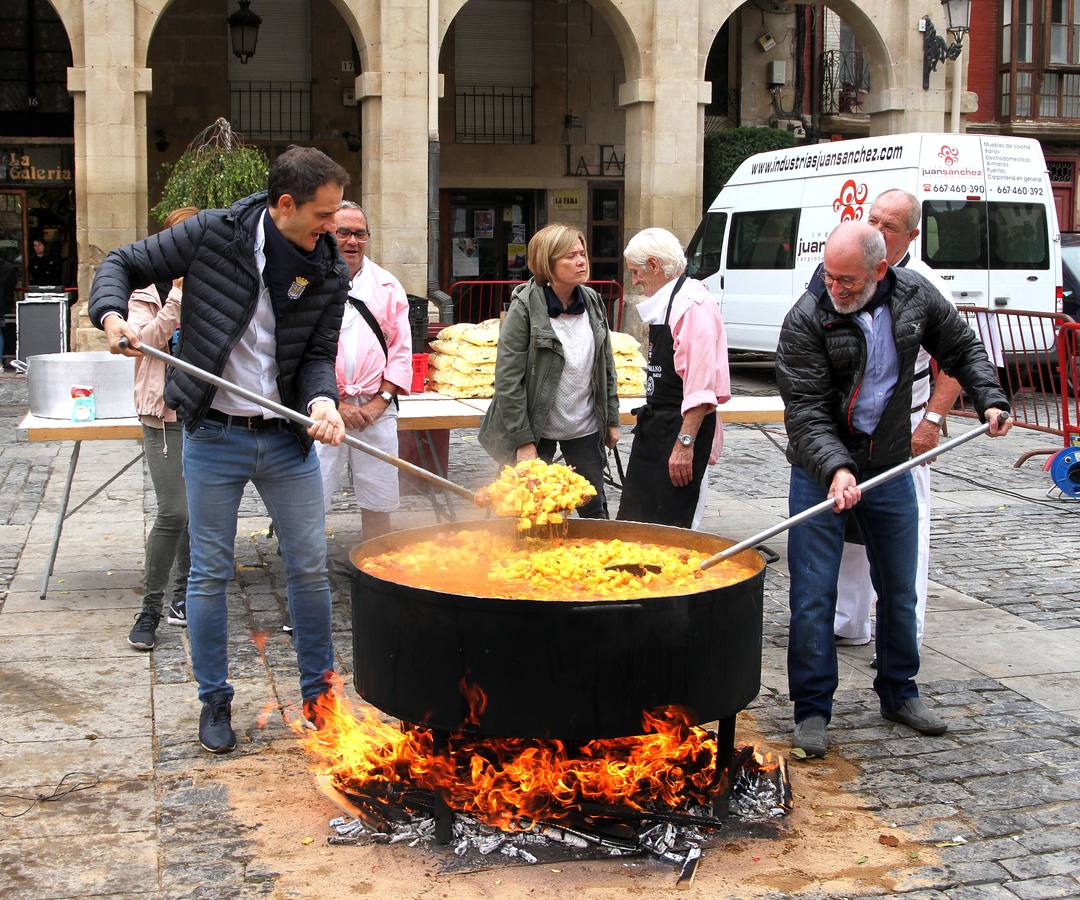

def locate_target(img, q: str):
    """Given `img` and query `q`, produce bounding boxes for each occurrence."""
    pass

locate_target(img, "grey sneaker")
[792,714,828,758]
[881,698,947,736]
[128,608,161,651]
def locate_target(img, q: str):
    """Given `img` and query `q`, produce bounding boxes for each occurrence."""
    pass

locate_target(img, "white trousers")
[833,409,931,645]
[315,400,400,513]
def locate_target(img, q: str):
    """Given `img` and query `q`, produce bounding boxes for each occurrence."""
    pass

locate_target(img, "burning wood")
[299,679,791,878]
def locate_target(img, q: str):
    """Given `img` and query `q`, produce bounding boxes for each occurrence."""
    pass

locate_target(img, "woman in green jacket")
[479,223,620,517]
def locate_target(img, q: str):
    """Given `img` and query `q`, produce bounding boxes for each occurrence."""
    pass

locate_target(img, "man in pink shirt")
[617,228,731,527]
[316,201,413,539]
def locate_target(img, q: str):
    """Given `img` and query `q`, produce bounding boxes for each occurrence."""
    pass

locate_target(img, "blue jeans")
[787,464,920,724]
[183,420,333,704]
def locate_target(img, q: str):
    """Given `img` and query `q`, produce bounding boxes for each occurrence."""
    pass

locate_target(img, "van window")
[922,200,1050,271]
[685,212,727,279]
[727,209,799,270]
[922,201,988,269]
[988,202,1049,269]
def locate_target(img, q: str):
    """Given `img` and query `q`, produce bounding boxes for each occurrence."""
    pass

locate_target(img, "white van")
[684,132,1063,356]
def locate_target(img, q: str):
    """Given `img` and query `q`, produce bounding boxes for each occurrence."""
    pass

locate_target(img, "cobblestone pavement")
[1,366,1079,898]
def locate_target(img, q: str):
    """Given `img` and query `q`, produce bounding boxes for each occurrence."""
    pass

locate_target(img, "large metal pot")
[349,519,765,741]
[27,352,137,419]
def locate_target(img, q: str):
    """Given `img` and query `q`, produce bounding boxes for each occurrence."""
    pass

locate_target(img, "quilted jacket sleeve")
[919,285,1010,419]
[776,294,857,486]
[88,214,208,329]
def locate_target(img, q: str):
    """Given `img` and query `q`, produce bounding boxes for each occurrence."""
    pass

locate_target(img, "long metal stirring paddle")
[699,416,1006,570]
[120,338,477,501]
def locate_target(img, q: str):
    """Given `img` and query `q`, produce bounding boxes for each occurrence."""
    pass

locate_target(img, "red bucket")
[411,353,429,393]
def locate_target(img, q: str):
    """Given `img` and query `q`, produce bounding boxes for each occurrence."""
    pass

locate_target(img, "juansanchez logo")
[832,179,869,222]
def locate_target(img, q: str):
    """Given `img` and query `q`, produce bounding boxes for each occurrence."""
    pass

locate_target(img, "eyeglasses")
[335,228,370,242]
[822,270,870,290]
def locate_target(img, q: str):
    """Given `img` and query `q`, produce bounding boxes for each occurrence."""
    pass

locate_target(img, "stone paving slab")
[0,831,159,899]
[0,776,156,840]
[0,607,137,636]
[0,655,151,741]
[997,672,1080,714]
[0,735,153,788]
[928,629,1080,679]
[923,607,1044,637]
[2,587,141,612]
[0,630,150,662]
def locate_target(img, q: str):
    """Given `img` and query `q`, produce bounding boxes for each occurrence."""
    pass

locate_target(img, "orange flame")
[294,676,729,830]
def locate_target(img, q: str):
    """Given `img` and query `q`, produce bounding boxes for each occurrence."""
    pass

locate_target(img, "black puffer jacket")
[776,267,1009,486]
[89,192,347,452]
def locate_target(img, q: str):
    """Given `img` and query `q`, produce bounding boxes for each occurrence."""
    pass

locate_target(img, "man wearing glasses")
[315,201,413,540]
[776,220,1011,759]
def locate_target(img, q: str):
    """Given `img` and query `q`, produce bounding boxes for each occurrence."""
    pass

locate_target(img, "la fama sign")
[0,147,74,186]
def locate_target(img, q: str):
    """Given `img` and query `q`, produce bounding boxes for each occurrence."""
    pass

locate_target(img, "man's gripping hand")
[103,315,142,358]
[827,467,861,512]
[308,400,345,445]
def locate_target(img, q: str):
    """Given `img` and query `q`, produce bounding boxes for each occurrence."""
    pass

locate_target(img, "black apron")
[617,276,716,527]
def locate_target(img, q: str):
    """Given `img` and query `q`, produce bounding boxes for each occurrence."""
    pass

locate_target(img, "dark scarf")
[544,284,586,317]
[261,210,325,313]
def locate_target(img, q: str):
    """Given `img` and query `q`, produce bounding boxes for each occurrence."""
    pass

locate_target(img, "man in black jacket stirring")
[776,221,1010,759]
[91,147,348,753]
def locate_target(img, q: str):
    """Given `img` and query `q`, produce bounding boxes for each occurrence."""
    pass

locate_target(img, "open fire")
[293,677,791,876]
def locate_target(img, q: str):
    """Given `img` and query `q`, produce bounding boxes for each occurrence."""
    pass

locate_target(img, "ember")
[294,677,791,872]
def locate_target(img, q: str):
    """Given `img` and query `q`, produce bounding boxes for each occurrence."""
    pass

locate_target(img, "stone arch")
[137,0,371,72]
[698,0,897,99]
[440,0,644,81]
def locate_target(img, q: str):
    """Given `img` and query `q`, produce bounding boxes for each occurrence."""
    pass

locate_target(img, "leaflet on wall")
[453,238,479,277]
[474,210,494,239]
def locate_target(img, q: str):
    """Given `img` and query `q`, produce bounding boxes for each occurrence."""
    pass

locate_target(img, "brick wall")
[967,0,999,123]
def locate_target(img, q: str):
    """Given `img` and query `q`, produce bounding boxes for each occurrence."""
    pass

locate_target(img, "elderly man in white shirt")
[316,201,413,540]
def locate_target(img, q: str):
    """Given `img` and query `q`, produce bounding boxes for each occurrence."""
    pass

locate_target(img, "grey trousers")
[142,422,190,613]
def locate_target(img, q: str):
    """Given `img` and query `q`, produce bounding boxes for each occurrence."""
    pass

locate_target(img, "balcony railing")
[229,81,311,141]
[455,85,533,144]
[819,49,870,116]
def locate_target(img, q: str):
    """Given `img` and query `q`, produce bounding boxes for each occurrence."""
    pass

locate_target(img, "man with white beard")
[775,221,1011,759]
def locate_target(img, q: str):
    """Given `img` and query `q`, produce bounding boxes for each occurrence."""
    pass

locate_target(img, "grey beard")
[829,279,877,315]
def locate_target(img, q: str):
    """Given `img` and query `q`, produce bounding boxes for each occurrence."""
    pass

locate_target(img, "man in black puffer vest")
[91,147,349,754]
[776,221,1011,760]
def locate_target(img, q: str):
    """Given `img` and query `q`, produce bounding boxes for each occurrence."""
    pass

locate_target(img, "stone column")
[618,1,709,248]
[69,0,151,350]
[355,0,431,297]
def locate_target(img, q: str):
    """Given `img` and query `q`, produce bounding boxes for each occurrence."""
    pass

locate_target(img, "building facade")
[967,0,1080,231]
[1,0,975,351]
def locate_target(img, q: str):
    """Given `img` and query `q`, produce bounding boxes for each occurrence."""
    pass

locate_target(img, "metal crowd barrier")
[448,279,625,331]
[950,306,1077,467]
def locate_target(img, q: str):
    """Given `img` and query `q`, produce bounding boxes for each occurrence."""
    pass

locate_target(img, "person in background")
[832,189,964,652]
[28,237,62,286]
[315,201,412,541]
[777,221,1010,760]
[90,146,348,755]
[617,228,730,528]
[479,223,620,517]
[125,206,199,652]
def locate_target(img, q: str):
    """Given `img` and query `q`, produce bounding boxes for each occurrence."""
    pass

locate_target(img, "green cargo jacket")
[479,278,620,465]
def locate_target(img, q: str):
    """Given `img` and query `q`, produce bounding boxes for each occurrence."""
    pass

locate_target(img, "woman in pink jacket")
[126,206,198,651]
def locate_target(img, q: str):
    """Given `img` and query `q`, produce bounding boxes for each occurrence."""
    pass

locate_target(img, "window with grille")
[1048,158,1076,182]
[1000,0,1080,120]
[228,0,311,140]
[453,0,533,144]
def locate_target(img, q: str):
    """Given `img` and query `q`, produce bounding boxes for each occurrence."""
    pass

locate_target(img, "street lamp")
[922,0,971,90]
[228,0,262,65]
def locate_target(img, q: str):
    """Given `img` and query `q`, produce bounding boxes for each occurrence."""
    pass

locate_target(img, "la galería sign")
[0,149,74,185]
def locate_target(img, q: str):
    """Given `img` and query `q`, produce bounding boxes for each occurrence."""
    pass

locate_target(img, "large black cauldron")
[349,519,765,741]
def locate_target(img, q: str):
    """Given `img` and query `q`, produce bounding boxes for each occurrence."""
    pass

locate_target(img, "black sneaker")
[198,695,236,753]
[128,608,161,651]
[166,599,187,627]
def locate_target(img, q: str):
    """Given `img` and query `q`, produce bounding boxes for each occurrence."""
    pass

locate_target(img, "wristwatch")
[677,433,696,447]
[922,410,944,429]
[377,390,395,404]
